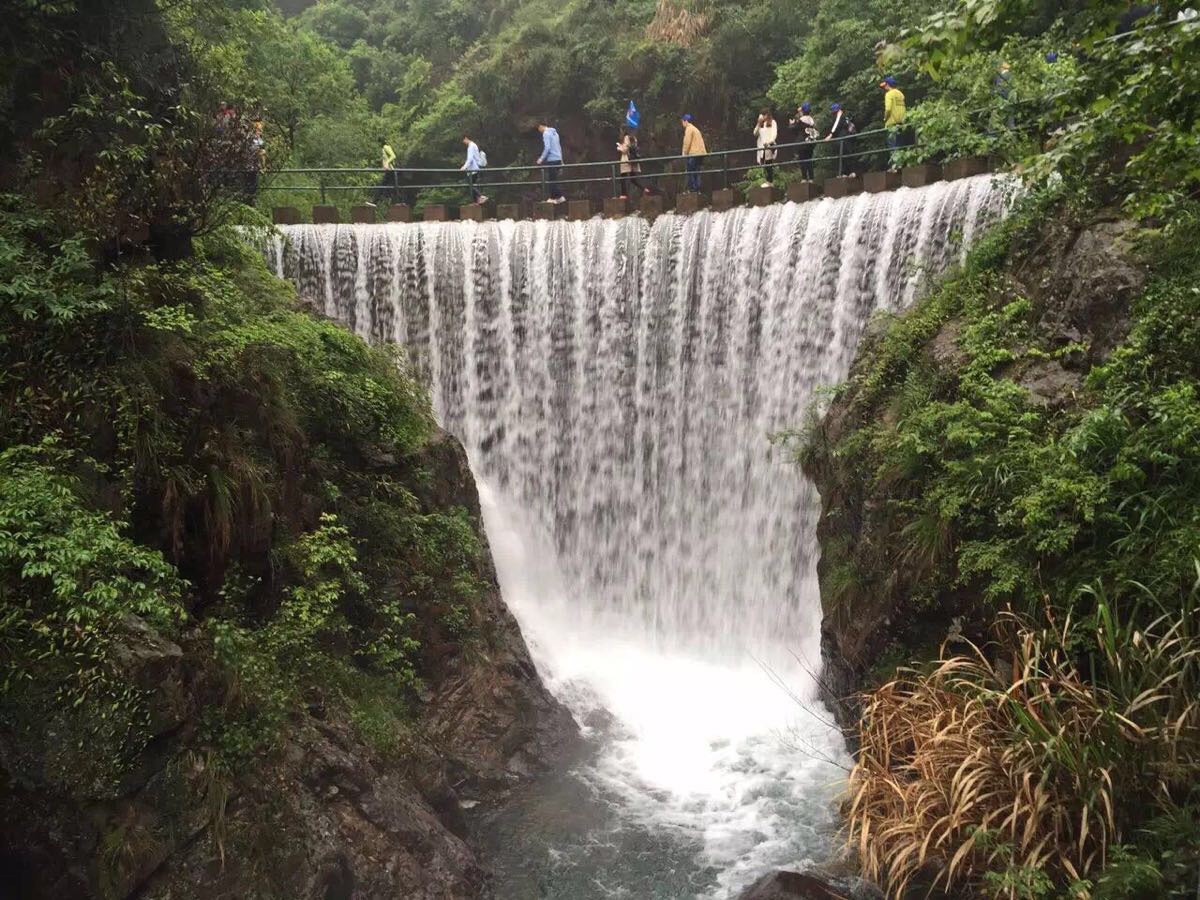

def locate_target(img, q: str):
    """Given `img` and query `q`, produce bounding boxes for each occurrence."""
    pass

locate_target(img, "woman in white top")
[754,109,779,187]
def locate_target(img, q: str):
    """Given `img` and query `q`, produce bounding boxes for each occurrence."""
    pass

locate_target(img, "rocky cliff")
[0,432,576,900]
[802,211,1147,735]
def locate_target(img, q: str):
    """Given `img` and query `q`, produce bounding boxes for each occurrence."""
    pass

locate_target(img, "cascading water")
[266,175,1011,897]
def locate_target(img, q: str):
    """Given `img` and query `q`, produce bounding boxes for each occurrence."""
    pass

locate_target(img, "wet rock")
[926,318,967,370]
[110,614,189,738]
[1017,359,1084,409]
[736,869,852,900]
[805,214,1145,737]
[1019,219,1144,359]
[416,432,579,789]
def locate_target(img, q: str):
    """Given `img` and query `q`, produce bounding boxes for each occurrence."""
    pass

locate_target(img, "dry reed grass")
[644,0,711,46]
[847,604,1200,898]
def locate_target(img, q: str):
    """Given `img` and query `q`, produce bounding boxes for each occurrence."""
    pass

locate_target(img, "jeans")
[685,155,703,192]
[466,171,480,202]
[886,131,900,170]
[544,161,563,199]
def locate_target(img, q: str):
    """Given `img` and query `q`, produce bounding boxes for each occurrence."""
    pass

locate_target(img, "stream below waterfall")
[265,176,1012,898]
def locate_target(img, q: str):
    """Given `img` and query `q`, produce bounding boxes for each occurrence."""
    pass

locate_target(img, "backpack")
[478,149,488,167]
[628,139,640,160]
[845,115,857,135]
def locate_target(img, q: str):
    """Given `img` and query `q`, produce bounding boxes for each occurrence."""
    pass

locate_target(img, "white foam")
[266,177,1012,894]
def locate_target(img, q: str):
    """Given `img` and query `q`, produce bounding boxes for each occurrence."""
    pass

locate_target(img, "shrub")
[850,597,1200,898]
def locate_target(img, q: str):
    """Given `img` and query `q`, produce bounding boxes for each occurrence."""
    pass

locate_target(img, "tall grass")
[848,592,1200,898]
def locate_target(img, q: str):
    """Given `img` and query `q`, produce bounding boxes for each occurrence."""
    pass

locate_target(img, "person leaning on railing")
[825,103,856,177]
[789,102,818,182]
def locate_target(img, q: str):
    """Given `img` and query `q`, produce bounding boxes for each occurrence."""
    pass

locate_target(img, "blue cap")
[1045,50,1058,62]
[831,103,841,112]
[801,102,811,113]
[883,75,896,87]
[681,113,693,122]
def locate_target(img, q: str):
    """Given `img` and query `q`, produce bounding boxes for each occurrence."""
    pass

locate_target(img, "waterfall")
[266,175,1011,896]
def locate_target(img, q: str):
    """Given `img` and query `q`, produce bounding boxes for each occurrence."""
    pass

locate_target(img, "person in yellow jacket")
[879,76,906,172]
[680,114,707,192]
[379,136,399,203]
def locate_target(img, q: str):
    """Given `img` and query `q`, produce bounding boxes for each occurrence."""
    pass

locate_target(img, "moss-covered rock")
[801,202,1150,733]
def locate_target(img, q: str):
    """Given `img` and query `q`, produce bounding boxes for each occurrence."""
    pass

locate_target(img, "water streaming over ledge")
[265,175,1012,897]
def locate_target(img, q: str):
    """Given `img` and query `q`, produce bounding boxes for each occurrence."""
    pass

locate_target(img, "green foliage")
[811,196,1200,896]
[767,0,940,133]
[0,441,185,792]
[900,0,1200,219]
[0,193,478,787]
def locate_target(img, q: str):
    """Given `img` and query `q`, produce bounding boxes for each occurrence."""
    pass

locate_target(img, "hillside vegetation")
[0,3,571,896]
[797,0,1200,897]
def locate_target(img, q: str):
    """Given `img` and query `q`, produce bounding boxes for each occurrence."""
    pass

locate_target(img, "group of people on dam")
[377,77,910,207]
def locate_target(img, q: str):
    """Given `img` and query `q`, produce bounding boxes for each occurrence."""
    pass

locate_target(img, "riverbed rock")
[736,869,853,900]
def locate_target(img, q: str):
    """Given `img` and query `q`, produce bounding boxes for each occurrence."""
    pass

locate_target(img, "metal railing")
[256,12,1191,206]
[259,123,910,204]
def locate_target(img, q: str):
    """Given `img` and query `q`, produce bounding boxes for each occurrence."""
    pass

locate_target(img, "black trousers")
[544,161,563,199]
[760,153,776,182]
[835,137,849,176]
[797,143,814,180]
[620,172,646,195]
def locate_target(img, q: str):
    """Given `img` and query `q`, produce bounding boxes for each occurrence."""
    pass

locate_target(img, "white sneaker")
[477,195,488,204]
[761,181,772,188]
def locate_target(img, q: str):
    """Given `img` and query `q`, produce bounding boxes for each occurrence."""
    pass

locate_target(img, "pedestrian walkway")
[271,155,992,225]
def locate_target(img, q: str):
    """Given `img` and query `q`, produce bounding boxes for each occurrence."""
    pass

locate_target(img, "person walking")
[460,134,487,205]
[244,118,265,201]
[993,62,1015,129]
[536,122,565,203]
[753,109,778,187]
[825,103,856,177]
[680,114,706,192]
[789,102,818,181]
[879,76,906,171]
[379,136,398,203]
[616,127,648,198]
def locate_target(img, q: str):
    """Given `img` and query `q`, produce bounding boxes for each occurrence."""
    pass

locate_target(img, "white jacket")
[754,119,778,163]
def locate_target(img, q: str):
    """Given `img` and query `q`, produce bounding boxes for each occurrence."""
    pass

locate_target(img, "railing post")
[611,163,618,197]
[541,166,547,200]
[722,153,729,189]
[319,174,327,205]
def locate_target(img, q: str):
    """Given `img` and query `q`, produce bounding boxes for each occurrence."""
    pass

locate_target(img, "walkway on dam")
[269,155,994,225]
[264,123,1000,225]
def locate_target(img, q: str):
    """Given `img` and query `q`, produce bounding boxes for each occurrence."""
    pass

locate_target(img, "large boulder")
[737,870,851,900]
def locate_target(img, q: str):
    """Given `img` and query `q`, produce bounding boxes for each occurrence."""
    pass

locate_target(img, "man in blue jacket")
[536,122,565,203]
[460,134,486,204]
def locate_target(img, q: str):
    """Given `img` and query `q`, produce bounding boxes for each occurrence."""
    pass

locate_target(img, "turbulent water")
[266,176,1011,897]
